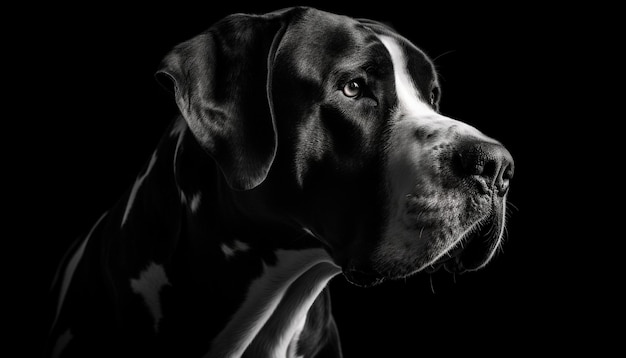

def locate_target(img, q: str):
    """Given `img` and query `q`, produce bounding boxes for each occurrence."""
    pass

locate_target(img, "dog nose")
[456,140,514,196]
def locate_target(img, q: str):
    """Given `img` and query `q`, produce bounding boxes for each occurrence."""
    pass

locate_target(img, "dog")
[46,6,514,358]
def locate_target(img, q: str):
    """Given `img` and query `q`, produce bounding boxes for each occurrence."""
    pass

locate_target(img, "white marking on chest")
[122,152,158,227]
[52,212,108,330]
[130,262,171,333]
[220,239,250,259]
[51,329,73,358]
[204,249,341,358]
[286,315,307,358]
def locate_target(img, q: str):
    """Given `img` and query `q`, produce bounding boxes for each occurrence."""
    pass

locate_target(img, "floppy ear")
[156,11,292,190]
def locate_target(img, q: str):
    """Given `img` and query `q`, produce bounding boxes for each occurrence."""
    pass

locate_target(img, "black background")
[11,1,614,357]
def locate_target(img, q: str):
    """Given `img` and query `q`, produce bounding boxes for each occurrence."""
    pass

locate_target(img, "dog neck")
[205,248,341,358]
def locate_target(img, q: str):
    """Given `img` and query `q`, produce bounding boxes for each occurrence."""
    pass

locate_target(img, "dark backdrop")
[12,1,612,357]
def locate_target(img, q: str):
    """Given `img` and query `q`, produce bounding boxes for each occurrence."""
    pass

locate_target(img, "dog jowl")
[47,6,514,358]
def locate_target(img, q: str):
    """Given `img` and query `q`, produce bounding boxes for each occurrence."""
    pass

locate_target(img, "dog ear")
[156,11,294,190]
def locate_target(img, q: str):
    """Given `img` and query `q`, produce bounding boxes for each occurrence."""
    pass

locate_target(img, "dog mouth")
[342,215,498,286]
[342,268,385,288]
[423,211,504,274]
[342,192,508,286]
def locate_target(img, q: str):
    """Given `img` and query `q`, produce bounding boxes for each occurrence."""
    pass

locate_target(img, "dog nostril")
[414,127,438,141]
[456,141,514,195]
[497,162,514,195]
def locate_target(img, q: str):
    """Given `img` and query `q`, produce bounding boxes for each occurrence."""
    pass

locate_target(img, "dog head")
[157,7,514,286]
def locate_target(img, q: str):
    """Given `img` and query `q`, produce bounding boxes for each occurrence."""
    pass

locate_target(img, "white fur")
[221,240,251,259]
[378,36,435,118]
[190,192,202,212]
[378,35,493,140]
[130,262,171,333]
[205,248,340,358]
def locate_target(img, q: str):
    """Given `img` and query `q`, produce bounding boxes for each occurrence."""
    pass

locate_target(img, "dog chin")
[342,202,505,286]
[365,212,501,282]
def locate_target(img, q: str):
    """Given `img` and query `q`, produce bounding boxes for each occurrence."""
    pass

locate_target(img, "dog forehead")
[378,34,438,112]
[277,9,436,96]
[278,10,374,62]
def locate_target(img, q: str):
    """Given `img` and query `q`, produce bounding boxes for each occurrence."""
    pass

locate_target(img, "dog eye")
[342,79,364,98]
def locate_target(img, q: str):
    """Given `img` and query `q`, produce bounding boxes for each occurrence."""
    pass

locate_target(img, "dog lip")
[425,215,496,274]
[400,212,441,232]
[424,245,465,274]
[342,268,385,287]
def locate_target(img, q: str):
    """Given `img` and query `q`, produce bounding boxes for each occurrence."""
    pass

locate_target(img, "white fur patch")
[130,262,171,333]
[286,314,307,358]
[378,34,491,139]
[220,240,250,259]
[204,249,341,358]
[379,35,435,118]
[190,192,202,213]
[122,152,158,227]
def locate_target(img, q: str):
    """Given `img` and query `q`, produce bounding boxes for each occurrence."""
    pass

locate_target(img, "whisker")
[503,224,510,239]
[429,274,436,294]
[506,201,520,213]
[484,221,497,239]
[432,49,457,62]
